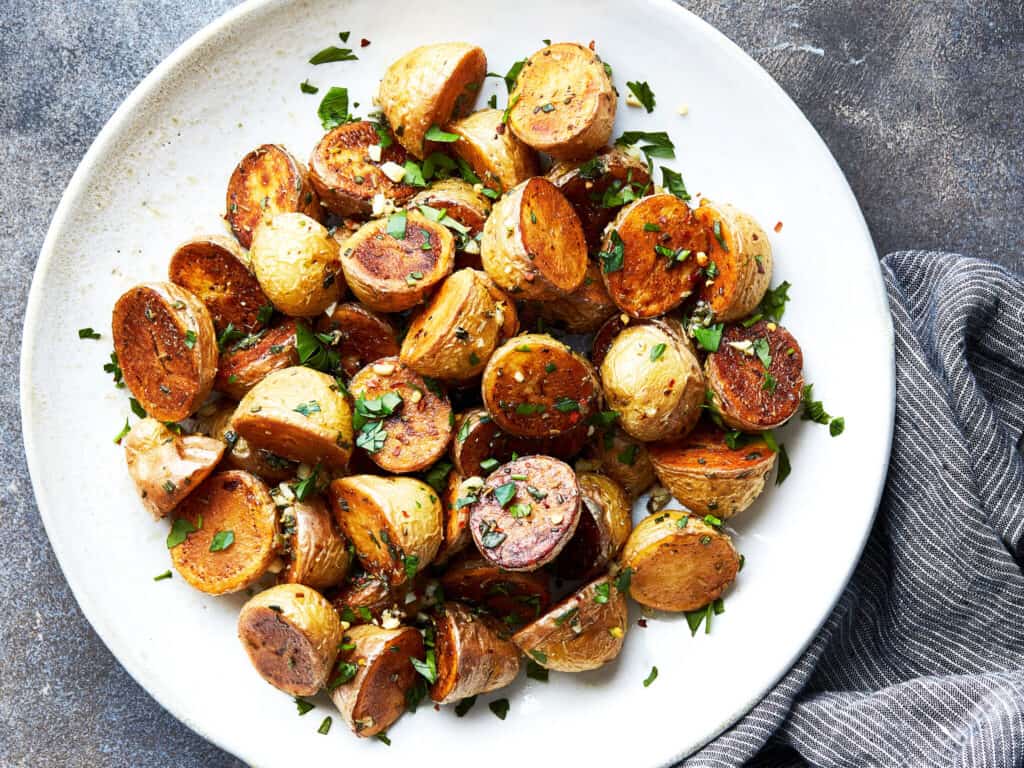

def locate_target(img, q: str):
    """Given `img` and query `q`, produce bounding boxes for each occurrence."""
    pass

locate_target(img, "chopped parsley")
[153,570,172,582]
[775,444,791,485]
[599,230,625,273]
[752,337,772,368]
[488,698,510,720]
[78,327,101,340]
[593,582,611,604]
[494,482,517,507]
[526,659,549,681]
[643,666,658,687]
[166,518,197,548]
[425,125,460,142]
[300,79,319,94]
[309,46,357,64]
[295,698,315,716]
[649,343,666,362]
[209,530,235,552]
[387,210,407,239]
[295,322,339,373]
[692,323,724,352]
[317,716,332,735]
[317,86,355,130]
[292,463,322,502]
[455,696,477,716]
[661,166,691,201]
[293,400,321,417]
[411,651,437,684]
[626,80,656,112]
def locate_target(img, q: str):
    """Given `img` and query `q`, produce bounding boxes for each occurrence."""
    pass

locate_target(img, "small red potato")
[431,602,521,704]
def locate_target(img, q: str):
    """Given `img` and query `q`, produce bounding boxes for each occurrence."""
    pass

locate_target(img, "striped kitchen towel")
[687,252,1024,767]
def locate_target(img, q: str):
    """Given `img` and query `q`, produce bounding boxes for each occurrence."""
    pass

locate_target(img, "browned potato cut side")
[431,602,521,704]
[278,495,352,590]
[447,109,539,191]
[112,282,218,422]
[552,472,632,580]
[439,554,551,626]
[694,200,773,322]
[214,319,299,400]
[411,179,491,270]
[508,43,617,161]
[705,320,804,431]
[512,575,627,672]
[437,470,477,563]
[237,583,343,696]
[196,400,297,482]
[316,303,400,379]
[619,510,740,612]
[581,424,657,500]
[226,144,321,249]
[451,407,590,476]
[525,261,617,334]
[168,470,279,595]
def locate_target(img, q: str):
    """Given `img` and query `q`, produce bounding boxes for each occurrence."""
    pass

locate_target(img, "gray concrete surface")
[1,1,1021,766]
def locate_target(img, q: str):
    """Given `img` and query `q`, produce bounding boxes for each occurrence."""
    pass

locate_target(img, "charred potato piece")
[308,121,417,218]
[410,179,492,268]
[214,318,299,400]
[447,108,539,192]
[316,303,400,378]
[437,471,478,563]
[481,334,599,439]
[196,400,297,482]
[439,553,551,625]
[348,357,453,474]
[112,282,218,422]
[123,418,224,518]
[330,475,443,586]
[582,424,657,500]
[378,43,487,159]
[340,212,455,313]
[226,144,321,249]
[237,583,343,696]
[278,495,352,590]
[451,407,591,475]
[524,261,617,334]
[168,470,279,594]
[694,200,773,321]
[329,624,425,737]
[619,510,740,612]
[431,602,520,704]
[552,473,632,580]
[512,575,627,672]
[468,455,581,572]
[508,43,617,161]
[481,177,587,301]
[232,366,354,470]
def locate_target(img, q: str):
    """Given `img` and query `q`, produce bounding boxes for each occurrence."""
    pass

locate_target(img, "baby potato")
[250,213,343,317]
[552,472,632,580]
[238,583,343,696]
[378,42,487,159]
[168,470,279,595]
[451,408,590,477]
[112,282,218,422]
[648,423,777,519]
[329,474,443,586]
[481,177,587,301]
[446,108,539,192]
[600,323,704,442]
[508,43,617,161]
[232,366,354,470]
[581,424,657,500]
[123,418,225,518]
[694,200,773,322]
[331,572,410,624]
[196,400,297,482]
[214,318,299,400]
[512,575,627,673]
[591,314,694,370]
[524,261,617,334]
[410,179,492,269]
[278,495,352,590]
[316,303,400,378]
[226,143,321,249]
[340,211,455,313]
[437,470,477,563]
[439,553,551,626]
[431,602,521,704]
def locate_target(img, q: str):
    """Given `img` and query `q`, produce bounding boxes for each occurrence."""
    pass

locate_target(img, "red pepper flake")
[433,704,440,711]
[360,38,371,47]
[588,40,595,50]
[637,618,648,628]
[774,221,783,233]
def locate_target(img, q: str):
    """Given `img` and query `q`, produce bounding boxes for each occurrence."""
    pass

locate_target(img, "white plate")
[20,0,894,765]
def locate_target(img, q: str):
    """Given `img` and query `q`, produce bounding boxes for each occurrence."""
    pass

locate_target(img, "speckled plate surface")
[20,0,894,765]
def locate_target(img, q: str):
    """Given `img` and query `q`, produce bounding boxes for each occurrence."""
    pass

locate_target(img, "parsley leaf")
[309,46,358,64]
[626,80,656,112]
[387,210,407,239]
[209,530,235,552]
[78,327,101,340]
[661,167,691,201]
[425,125,460,143]
[599,230,625,273]
[317,86,355,130]
[693,323,724,352]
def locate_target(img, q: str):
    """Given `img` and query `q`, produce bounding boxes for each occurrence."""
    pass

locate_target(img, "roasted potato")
[523,261,617,334]
[122,418,224,518]
[481,177,587,301]
[591,314,694,369]
[618,510,740,612]
[410,179,492,269]
[250,213,343,317]
[232,366,354,470]
[694,200,773,322]
[308,121,417,218]
[329,624,425,737]
[431,602,520,704]
[226,144,321,249]
[331,572,409,624]
[481,334,599,439]
[378,42,487,159]
[330,475,443,586]
[316,303,400,378]
[552,472,632,580]
[648,423,776,518]
[437,471,478,563]
[168,470,279,594]
[451,407,589,476]
[196,400,297,482]
[213,318,299,400]
[278,495,352,590]
[512,575,627,672]
[112,282,218,422]
[340,211,455,313]
[348,357,454,474]
[581,424,657,500]
[439,553,551,626]
[237,583,343,696]
[447,108,539,192]
[508,43,616,161]
[704,320,804,432]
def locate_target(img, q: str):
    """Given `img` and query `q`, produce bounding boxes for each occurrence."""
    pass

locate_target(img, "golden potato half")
[695,199,773,322]
[214,318,299,400]
[552,472,633,580]
[431,602,521,704]
[278,495,352,590]
[447,108,539,192]
[581,424,657,500]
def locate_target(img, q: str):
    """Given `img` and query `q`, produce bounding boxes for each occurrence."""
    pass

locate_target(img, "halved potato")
[439,553,551,626]
[410,179,492,269]
[581,424,657,500]
[123,418,224,518]
[451,407,589,476]
[694,200,773,322]
[237,583,343,696]
[168,470,279,594]
[316,303,400,378]
[648,423,776,519]
[481,177,587,301]
[214,318,299,400]
[552,472,632,580]
[278,495,352,590]
[340,211,455,313]
[447,108,539,192]
[112,282,218,422]
[431,602,520,704]
[329,475,443,586]
[226,144,321,249]
[591,314,694,370]
[437,471,477,563]
[196,400,297,482]
[508,43,616,161]
[618,510,740,612]
[331,572,409,624]
[524,261,617,334]
[512,575,627,672]
[232,366,354,470]
[378,43,487,159]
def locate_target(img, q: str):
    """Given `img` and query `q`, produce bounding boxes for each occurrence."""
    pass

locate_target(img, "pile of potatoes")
[110,39,804,738]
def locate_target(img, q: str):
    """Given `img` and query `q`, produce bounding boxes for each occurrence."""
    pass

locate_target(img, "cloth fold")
[686,252,1024,768]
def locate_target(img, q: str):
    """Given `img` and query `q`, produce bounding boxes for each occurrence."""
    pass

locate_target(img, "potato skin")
[512,575,627,672]
[581,424,656,500]
[447,109,539,192]
[430,602,521,704]
[278,495,352,590]
[591,314,694,370]
[214,318,299,400]
[523,261,617,334]
[123,418,225,518]
[316,303,399,378]
[437,471,477,563]
[226,144,321,249]
[232,366,354,470]
[451,407,589,476]
[331,572,409,624]
[112,282,218,422]
[439,553,551,626]
[552,472,632,580]
[237,583,343,696]
[250,213,343,317]
[509,43,617,161]
[694,200,773,322]
[648,423,776,519]
[619,510,740,612]
[196,400,297,482]
[378,43,487,159]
